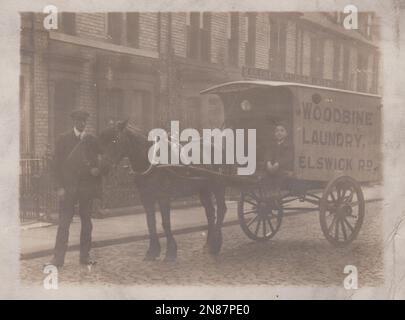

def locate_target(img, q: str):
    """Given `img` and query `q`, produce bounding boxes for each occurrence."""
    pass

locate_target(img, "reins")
[118,128,247,184]
[120,129,156,177]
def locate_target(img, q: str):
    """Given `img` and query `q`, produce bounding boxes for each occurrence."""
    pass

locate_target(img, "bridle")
[111,128,157,177]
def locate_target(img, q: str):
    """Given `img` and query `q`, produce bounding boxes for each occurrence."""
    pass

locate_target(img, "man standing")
[48,109,106,268]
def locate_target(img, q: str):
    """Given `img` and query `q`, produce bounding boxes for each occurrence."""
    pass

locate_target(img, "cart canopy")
[200,80,381,98]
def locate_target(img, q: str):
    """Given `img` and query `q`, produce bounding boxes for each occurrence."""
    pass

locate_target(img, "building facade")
[20,11,381,156]
[19,11,381,210]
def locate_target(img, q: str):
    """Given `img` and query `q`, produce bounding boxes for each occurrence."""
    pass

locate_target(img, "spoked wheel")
[319,176,365,247]
[238,187,283,241]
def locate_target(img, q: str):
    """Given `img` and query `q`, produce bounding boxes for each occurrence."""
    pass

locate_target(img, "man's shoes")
[80,258,97,266]
[43,258,63,270]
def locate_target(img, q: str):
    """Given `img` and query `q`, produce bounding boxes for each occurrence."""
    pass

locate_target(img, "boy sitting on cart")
[259,121,294,202]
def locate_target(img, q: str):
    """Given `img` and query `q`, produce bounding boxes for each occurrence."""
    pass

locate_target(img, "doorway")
[53,80,78,139]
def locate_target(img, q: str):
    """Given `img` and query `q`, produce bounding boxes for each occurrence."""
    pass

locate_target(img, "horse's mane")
[125,126,151,147]
[126,123,148,139]
[123,126,155,164]
[99,123,149,145]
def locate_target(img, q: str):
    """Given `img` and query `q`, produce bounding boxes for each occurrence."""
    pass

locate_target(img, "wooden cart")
[200,80,382,246]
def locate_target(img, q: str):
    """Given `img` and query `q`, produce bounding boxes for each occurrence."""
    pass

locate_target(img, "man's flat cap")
[70,109,90,120]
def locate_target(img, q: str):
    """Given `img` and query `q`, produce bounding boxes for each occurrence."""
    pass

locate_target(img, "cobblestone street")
[20,202,383,288]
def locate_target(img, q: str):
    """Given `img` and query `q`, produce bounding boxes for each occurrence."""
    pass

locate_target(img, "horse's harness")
[115,129,222,181]
[114,129,156,177]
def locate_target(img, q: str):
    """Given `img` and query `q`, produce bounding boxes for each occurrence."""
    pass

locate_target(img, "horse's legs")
[199,190,216,253]
[211,185,227,255]
[140,192,161,261]
[158,196,177,261]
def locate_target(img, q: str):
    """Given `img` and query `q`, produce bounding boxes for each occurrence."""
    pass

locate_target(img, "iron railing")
[19,153,57,222]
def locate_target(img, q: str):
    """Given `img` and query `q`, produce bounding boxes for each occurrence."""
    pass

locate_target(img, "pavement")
[20,184,382,260]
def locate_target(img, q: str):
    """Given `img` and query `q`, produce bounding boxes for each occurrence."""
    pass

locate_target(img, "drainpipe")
[167,12,173,124]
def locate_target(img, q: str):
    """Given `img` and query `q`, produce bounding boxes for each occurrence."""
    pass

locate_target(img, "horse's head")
[98,120,130,168]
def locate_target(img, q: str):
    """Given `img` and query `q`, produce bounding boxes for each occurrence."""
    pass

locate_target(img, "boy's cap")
[70,109,90,121]
[275,121,289,130]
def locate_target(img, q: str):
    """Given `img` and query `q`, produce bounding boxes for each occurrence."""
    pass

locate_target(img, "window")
[371,53,379,94]
[295,28,304,75]
[187,12,211,61]
[59,12,76,35]
[107,13,142,47]
[366,14,373,38]
[333,44,341,82]
[126,12,140,48]
[310,37,324,80]
[107,13,123,44]
[227,13,239,66]
[245,13,256,67]
[357,52,368,92]
[343,46,350,89]
[20,75,31,155]
[269,18,287,72]
[102,88,124,128]
[130,90,152,131]
[187,13,200,59]
[201,13,211,62]
[356,13,374,39]
[358,13,367,36]
[185,97,201,130]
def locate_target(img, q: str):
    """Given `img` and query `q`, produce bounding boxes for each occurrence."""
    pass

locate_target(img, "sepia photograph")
[1,0,405,301]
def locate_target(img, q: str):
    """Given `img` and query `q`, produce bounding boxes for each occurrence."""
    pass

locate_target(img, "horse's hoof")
[208,242,222,255]
[143,255,157,261]
[143,252,160,261]
[209,248,221,256]
[163,255,177,263]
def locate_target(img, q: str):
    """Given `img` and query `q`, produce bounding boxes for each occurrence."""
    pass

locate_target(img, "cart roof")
[200,80,382,98]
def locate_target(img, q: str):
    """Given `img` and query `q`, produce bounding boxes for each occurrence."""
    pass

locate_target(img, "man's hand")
[90,167,100,176]
[57,188,65,200]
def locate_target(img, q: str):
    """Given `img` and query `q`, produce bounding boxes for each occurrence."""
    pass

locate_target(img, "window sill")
[49,32,158,59]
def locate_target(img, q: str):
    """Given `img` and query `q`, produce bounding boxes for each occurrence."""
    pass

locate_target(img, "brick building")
[20,11,380,156]
[19,11,381,210]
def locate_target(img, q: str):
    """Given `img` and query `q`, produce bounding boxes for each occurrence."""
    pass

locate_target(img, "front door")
[53,80,78,140]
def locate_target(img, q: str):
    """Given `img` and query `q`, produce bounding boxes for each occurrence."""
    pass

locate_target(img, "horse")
[98,121,228,261]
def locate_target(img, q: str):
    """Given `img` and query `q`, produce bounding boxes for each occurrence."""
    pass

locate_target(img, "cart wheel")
[238,188,283,241]
[319,176,365,246]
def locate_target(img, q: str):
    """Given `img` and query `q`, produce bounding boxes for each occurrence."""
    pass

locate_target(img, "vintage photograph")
[16,9,385,290]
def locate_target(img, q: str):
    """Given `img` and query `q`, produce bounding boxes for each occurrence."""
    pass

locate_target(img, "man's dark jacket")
[53,130,106,199]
